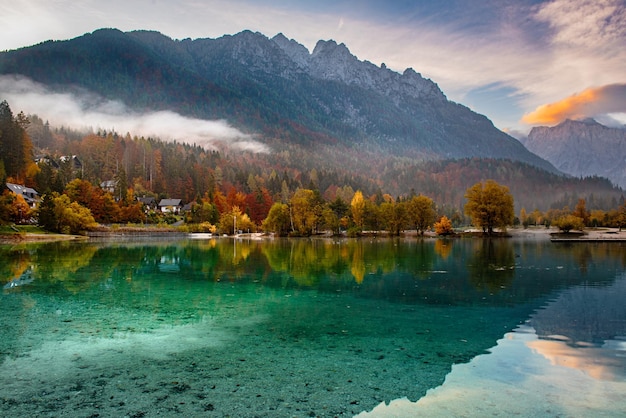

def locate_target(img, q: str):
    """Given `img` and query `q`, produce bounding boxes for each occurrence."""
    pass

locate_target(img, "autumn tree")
[350,190,365,230]
[9,194,31,224]
[39,193,97,234]
[218,206,255,235]
[0,189,14,224]
[407,195,436,235]
[65,178,120,223]
[519,208,528,228]
[464,180,514,235]
[553,214,585,233]
[434,215,455,236]
[572,198,590,226]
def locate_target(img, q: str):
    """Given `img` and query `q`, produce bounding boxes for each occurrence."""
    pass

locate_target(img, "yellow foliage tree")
[434,215,454,236]
[350,190,365,230]
[464,180,514,235]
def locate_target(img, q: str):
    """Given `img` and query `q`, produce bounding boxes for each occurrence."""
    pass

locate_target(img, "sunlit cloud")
[0,75,269,153]
[521,84,626,125]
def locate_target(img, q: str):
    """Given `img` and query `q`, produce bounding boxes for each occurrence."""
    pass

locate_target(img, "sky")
[1,0,626,137]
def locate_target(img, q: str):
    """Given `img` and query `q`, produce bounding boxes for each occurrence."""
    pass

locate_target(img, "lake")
[1,235,625,417]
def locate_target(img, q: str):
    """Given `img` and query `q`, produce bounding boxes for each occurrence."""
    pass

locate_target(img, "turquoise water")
[1,236,625,417]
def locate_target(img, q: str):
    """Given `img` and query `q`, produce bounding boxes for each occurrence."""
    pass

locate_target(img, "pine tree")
[38,193,58,232]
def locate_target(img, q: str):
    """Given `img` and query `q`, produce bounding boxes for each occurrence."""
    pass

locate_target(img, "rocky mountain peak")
[271,33,310,69]
[525,119,626,188]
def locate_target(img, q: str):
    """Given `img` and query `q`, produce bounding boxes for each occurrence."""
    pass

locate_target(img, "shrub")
[434,216,455,236]
[553,215,585,233]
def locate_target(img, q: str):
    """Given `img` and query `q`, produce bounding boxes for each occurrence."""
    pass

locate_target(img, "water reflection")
[466,239,515,292]
[360,273,626,416]
[2,238,626,302]
[1,238,626,417]
[527,276,626,381]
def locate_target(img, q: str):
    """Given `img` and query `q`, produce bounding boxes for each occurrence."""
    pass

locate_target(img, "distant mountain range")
[0,28,556,172]
[523,119,626,189]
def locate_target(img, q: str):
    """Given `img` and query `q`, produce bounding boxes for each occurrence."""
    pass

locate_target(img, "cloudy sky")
[1,0,626,135]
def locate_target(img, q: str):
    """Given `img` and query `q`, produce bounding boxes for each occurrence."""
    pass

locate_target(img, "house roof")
[137,196,156,204]
[6,183,38,196]
[158,199,182,207]
[6,183,39,204]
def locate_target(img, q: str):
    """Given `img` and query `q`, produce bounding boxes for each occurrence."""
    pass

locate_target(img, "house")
[158,199,183,214]
[6,183,40,208]
[137,196,157,211]
[100,180,117,194]
[35,155,60,169]
[59,155,83,171]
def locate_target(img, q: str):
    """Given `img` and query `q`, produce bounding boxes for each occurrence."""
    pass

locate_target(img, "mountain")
[0,28,557,172]
[523,119,626,189]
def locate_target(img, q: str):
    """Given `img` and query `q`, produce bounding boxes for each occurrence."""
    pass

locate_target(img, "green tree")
[0,100,34,181]
[363,199,382,232]
[262,202,291,236]
[407,195,436,235]
[321,205,341,235]
[380,200,408,236]
[464,180,514,235]
[290,188,320,236]
[37,193,57,231]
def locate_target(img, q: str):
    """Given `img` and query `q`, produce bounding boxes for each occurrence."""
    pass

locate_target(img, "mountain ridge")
[0,28,557,173]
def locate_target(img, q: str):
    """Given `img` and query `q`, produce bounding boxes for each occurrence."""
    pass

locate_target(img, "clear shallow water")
[1,236,625,417]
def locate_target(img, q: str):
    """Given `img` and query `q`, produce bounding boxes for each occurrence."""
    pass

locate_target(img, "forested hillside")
[1,98,624,235]
[21,112,623,214]
[0,28,556,171]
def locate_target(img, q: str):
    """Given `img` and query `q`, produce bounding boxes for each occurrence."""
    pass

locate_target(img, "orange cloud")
[522,83,626,125]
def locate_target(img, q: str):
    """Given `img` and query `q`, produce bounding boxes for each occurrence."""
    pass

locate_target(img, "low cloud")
[0,75,270,153]
[521,84,626,126]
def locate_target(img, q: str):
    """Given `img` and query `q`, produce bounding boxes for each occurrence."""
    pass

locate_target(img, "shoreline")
[3,226,626,244]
